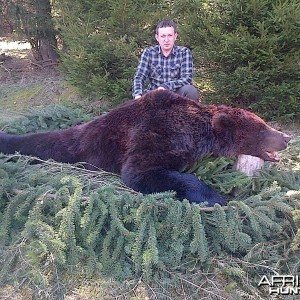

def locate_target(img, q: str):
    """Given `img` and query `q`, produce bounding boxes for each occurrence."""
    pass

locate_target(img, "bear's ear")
[212,112,234,132]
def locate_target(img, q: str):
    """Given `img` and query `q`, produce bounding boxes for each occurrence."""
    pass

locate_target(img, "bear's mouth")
[262,151,280,162]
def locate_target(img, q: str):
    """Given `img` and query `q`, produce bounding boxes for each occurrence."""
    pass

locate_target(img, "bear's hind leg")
[121,168,226,207]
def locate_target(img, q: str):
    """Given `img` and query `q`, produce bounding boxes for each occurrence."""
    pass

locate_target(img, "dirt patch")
[0,38,33,81]
[0,39,60,84]
[0,38,84,125]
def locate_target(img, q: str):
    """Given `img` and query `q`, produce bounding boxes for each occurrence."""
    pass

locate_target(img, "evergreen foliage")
[0,105,299,298]
[4,1,299,120]
[1,0,300,297]
[53,0,300,119]
[1,103,91,134]
[182,0,300,120]
[54,0,166,104]
[0,141,299,297]
[186,155,252,194]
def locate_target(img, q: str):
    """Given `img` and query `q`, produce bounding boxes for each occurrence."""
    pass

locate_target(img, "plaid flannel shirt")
[133,45,194,98]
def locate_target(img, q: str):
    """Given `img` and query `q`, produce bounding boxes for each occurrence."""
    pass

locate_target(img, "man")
[132,20,199,101]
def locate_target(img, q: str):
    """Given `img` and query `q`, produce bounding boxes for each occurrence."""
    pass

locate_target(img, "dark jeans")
[175,84,200,102]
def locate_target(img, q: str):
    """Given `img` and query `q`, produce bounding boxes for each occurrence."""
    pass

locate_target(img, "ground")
[0,37,91,128]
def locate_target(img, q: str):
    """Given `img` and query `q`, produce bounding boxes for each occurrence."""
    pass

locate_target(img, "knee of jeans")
[178,85,200,101]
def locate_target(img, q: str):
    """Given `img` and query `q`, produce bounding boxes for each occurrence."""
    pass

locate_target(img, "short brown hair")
[155,20,177,34]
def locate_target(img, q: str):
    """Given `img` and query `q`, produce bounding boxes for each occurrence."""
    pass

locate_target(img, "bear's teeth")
[266,151,279,161]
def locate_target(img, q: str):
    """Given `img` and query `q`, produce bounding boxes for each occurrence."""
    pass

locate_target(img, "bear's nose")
[283,134,291,143]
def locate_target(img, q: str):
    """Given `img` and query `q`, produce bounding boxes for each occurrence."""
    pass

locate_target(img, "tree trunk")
[30,0,59,65]
[15,0,59,66]
[30,36,59,64]
[234,155,264,176]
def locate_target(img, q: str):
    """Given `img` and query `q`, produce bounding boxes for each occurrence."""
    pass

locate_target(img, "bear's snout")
[263,129,291,151]
[276,133,291,151]
[283,134,291,144]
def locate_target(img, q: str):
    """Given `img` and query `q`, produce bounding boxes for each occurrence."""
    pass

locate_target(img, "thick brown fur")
[0,90,291,206]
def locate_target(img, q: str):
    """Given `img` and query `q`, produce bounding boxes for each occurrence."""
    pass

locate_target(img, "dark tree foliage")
[1,0,299,119]
[180,0,300,120]
[55,0,300,119]
[54,0,195,104]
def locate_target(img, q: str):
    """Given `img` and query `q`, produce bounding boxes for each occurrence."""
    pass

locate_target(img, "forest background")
[1,0,299,119]
[0,0,300,299]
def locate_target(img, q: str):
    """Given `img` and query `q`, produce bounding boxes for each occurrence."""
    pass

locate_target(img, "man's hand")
[135,87,165,99]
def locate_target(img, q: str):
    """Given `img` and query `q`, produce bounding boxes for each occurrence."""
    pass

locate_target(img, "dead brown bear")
[0,90,291,206]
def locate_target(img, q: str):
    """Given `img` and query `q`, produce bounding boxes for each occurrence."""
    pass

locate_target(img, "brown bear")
[0,90,291,206]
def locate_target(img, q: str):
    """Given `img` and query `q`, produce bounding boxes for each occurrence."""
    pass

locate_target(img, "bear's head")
[212,107,291,161]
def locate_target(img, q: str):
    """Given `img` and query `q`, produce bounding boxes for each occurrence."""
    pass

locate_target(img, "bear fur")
[0,90,291,206]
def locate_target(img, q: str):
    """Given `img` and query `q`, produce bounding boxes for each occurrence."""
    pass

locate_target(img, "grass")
[0,73,82,130]
[0,41,85,122]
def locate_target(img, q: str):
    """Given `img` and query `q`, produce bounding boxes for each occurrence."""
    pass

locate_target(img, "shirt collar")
[158,45,177,56]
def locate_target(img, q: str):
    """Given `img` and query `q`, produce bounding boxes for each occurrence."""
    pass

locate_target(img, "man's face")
[155,26,177,53]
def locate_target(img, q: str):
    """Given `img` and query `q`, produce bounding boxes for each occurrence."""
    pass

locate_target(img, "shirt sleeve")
[132,48,150,98]
[161,47,194,91]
